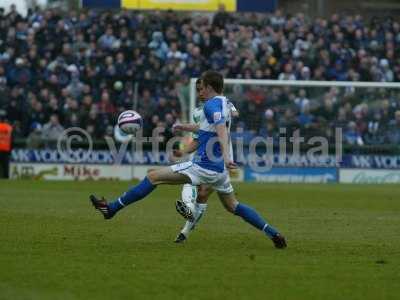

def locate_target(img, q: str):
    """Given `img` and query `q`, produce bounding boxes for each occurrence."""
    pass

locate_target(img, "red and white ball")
[117,110,142,135]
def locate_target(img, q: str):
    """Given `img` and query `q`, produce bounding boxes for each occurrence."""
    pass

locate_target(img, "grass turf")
[0,180,399,300]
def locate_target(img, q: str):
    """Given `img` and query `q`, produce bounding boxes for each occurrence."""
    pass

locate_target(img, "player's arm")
[216,124,236,169]
[204,100,236,169]
[173,123,200,133]
[180,139,199,155]
[229,101,239,118]
[171,138,199,162]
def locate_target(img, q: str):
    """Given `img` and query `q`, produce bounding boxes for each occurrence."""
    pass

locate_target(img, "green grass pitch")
[0,180,399,300]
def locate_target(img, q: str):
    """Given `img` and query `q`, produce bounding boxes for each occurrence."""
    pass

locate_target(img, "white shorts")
[171,161,234,194]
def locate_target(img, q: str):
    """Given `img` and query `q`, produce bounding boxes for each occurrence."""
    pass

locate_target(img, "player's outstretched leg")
[235,202,287,248]
[90,167,189,219]
[90,176,156,219]
[90,195,114,219]
[218,192,287,249]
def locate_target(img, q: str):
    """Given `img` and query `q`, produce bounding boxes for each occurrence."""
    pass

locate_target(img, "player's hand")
[226,161,238,170]
[172,124,185,134]
[173,149,183,158]
[169,149,183,163]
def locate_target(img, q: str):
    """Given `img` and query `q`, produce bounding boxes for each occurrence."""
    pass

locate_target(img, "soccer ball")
[117,110,142,135]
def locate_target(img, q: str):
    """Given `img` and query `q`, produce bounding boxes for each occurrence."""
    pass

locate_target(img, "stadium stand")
[0,6,399,146]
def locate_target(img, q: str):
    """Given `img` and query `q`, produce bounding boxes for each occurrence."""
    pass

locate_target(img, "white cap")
[380,59,389,67]
[265,109,274,118]
[15,57,24,65]
[67,64,78,73]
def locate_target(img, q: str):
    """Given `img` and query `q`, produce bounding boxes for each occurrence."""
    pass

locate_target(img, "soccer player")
[172,78,239,243]
[90,70,287,249]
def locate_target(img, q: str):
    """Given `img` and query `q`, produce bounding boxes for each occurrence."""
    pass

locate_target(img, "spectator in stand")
[278,63,296,81]
[344,121,364,146]
[364,111,386,145]
[297,103,314,129]
[98,27,117,50]
[42,114,64,148]
[294,89,310,112]
[148,31,169,61]
[213,4,234,29]
[8,58,32,86]
[314,96,337,124]
[97,90,116,116]
[26,122,44,149]
[260,109,277,139]
[387,110,400,144]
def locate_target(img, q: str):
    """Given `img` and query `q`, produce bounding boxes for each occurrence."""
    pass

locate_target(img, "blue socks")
[234,203,278,238]
[108,177,156,214]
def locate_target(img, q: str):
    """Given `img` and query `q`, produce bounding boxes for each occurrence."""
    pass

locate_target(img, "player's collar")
[207,95,225,101]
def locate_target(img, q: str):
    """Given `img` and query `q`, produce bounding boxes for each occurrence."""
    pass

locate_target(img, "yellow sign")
[122,0,236,12]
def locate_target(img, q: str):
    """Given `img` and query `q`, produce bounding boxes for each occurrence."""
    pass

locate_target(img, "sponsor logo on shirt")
[213,112,222,122]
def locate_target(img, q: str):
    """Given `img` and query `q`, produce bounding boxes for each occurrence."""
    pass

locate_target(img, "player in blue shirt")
[172,78,239,243]
[90,70,286,249]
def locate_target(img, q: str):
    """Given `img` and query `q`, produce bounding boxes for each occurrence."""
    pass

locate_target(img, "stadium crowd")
[0,5,399,147]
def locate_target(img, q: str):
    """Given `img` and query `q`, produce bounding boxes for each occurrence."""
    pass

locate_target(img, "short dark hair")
[195,78,202,92]
[201,70,224,94]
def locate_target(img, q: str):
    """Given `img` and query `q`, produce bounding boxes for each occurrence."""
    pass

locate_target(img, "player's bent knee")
[197,190,210,203]
[147,168,156,174]
[147,169,159,184]
[197,185,213,203]
[218,192,238,214]
[224,201,237,214]
[197,195,208,204]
